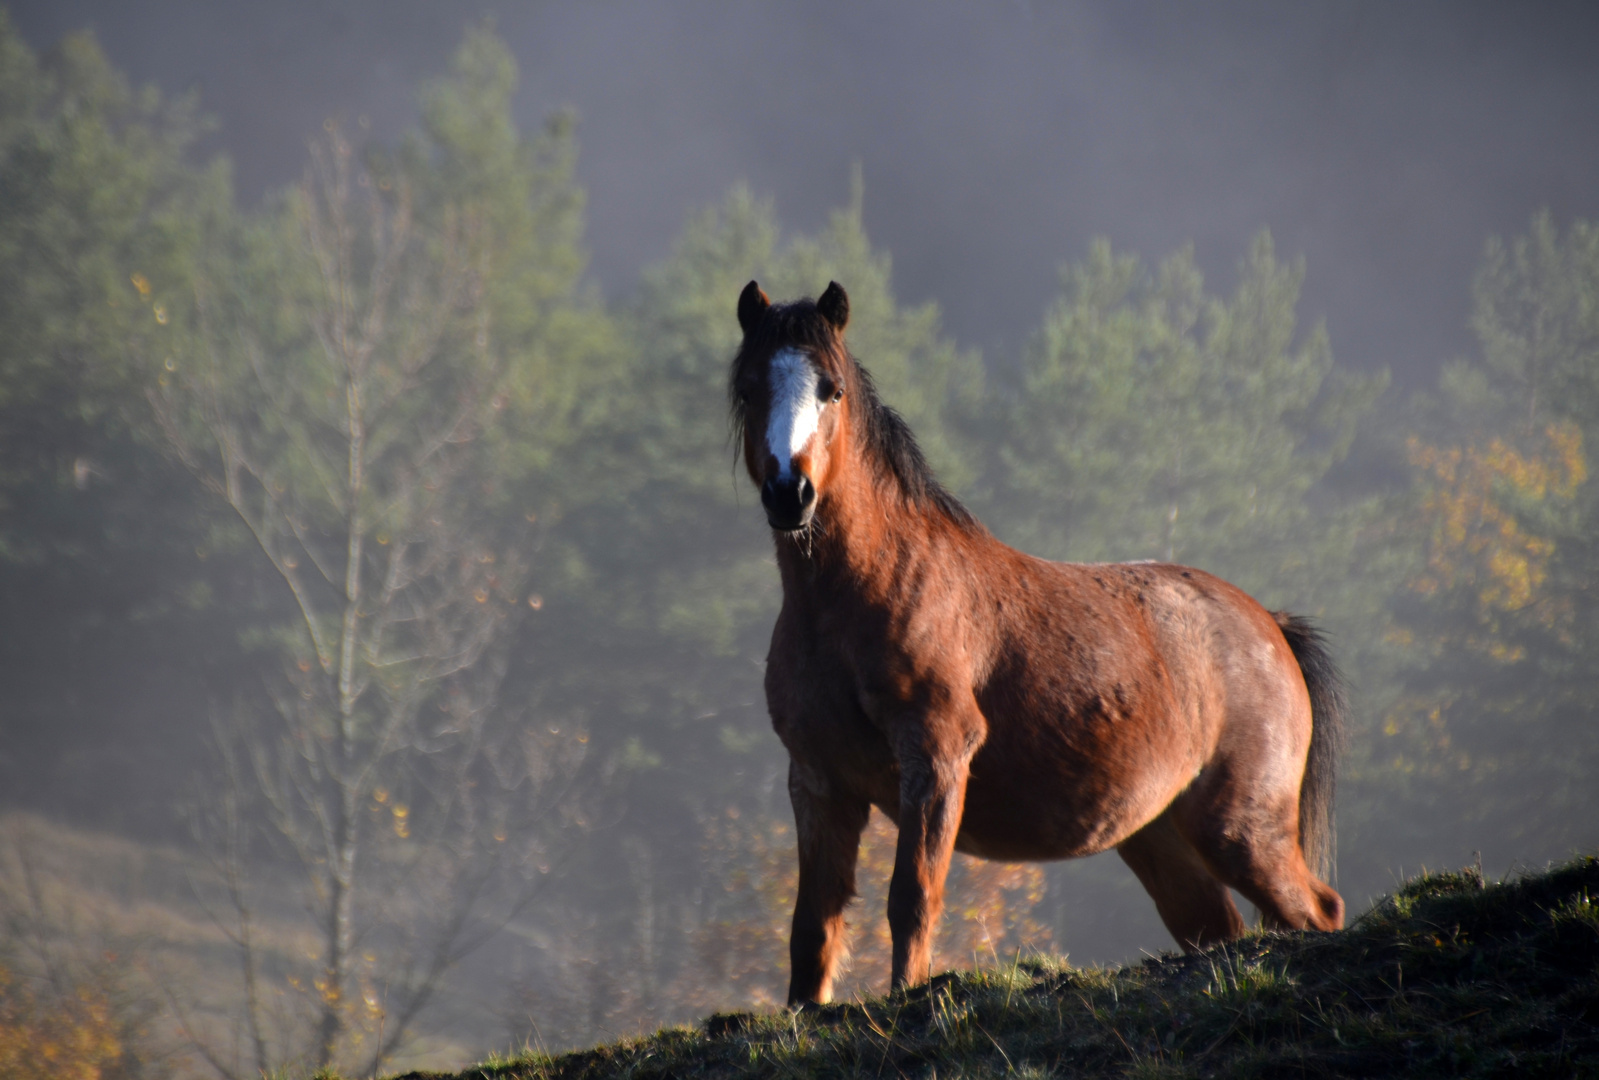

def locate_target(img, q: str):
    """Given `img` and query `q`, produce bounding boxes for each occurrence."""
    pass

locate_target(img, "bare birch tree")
[151,37,597,1067]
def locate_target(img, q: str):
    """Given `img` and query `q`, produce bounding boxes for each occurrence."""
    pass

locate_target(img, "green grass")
[392,855,1599,1079]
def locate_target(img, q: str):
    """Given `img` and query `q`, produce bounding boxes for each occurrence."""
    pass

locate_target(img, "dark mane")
[729,298,981,533]
[851,362,981,532]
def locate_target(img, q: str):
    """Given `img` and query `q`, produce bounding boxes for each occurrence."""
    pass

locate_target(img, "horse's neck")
[774,472,961,608]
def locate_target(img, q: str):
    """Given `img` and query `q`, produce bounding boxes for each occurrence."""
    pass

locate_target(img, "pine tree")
[989,234,1382,609]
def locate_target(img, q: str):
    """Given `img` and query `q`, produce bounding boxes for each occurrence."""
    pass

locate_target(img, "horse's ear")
[738,280,770,336]
[817,281,849,332]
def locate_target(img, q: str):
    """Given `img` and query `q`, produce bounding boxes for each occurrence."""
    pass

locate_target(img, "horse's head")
[729,280,854,532]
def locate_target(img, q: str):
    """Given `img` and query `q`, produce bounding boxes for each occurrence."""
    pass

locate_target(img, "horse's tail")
[1273,612,1347,884]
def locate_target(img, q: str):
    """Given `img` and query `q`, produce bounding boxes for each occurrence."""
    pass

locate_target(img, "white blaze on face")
[766,348,821,480]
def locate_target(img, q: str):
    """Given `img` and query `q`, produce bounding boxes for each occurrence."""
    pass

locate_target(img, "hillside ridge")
[393,855,1599,1079]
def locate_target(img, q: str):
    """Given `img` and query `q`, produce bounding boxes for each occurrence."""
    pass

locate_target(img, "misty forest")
[1,6,1597,1078]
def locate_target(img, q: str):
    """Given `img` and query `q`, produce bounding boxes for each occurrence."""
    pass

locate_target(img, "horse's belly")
[954,727,1199,862]
[955,782,1128,861]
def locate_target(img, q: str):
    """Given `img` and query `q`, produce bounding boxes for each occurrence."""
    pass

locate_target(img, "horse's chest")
[769,669,886,759]
[766,623,897,791]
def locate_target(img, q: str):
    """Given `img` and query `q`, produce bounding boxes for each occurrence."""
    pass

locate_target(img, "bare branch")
[164,121,578,1071]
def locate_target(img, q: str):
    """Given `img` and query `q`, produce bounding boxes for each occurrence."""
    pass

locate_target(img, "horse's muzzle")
[762,474,816,531]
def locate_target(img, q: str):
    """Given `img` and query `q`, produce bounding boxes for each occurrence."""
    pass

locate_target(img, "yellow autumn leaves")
[1408,421,1585,617]
[691,810,1050,1009]
[0,965,122,1080]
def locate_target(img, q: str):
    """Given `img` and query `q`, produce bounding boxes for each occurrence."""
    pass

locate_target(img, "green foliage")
[989,233,1384,608]
[0,13,250,832]
[0,10,225,555]
[1470,212,1599,428]
[146,22,608,1074]
[411,23,616,484]
[1380,212,1599,865]
[0,12,222,435]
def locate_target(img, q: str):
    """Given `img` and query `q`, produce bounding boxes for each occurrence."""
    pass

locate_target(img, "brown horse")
[730,280,1347,1006]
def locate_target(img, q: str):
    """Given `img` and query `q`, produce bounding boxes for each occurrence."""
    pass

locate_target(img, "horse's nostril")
[761,474,815,527]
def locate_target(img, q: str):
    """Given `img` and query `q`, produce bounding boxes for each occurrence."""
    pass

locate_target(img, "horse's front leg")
[787,761,871,1005]
[886,724,977,992]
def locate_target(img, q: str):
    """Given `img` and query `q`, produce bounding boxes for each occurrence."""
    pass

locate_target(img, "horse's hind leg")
[1172,784,1344,933]
[787,764,871,1005]
[1117,811,1244,951]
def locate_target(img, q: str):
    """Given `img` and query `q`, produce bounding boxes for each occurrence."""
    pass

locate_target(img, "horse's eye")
[818,378,842,404]
[832,387,844,403]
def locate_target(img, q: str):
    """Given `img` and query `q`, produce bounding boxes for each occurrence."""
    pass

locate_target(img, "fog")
[3,2,1597,1074]
[15,2,1599,372]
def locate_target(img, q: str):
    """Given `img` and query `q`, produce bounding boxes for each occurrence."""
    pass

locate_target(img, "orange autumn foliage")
[1381,421,1589,774]
[844,812,1051,991]
[687,808,1051,1009]
[1408,421,1585,619]
[0,964,123,1080]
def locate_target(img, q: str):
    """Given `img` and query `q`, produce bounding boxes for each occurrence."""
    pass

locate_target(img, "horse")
[729,279,1348,1006]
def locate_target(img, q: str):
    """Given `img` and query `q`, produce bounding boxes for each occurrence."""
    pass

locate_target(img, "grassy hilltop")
[387,856,1599,1080]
